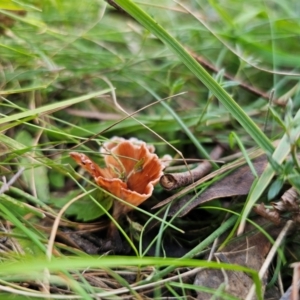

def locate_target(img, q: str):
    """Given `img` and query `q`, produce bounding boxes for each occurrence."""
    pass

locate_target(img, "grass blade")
[114,0,274,155]
[238,108,300,233]
[0,89,112,125]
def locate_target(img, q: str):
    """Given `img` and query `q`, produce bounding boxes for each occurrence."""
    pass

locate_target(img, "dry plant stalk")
[255,187,300,225]
[160,144,224,191]
[253,203,281,226]
[273,187,299,213]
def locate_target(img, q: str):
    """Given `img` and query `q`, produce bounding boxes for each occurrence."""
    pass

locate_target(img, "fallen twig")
[160,144,224,191]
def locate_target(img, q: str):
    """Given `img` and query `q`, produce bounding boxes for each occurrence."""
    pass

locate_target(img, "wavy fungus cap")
[100,136,155,154]
[70,139,164,219]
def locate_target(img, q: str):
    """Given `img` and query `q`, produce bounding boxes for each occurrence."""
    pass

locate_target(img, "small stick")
[160,145,224,191]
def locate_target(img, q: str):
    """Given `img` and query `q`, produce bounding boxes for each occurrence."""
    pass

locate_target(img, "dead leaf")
[194,218,279,300]
[169,156,268,217]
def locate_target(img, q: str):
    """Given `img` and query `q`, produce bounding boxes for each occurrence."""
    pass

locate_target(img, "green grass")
[0,0,300,299]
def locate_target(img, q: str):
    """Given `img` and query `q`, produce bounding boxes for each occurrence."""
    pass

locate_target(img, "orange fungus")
[70,138,164,219]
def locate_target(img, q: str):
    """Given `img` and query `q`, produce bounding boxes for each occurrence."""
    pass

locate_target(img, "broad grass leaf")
[268,179,284,200]
[50,189,113,222]
[49,169,65,189]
